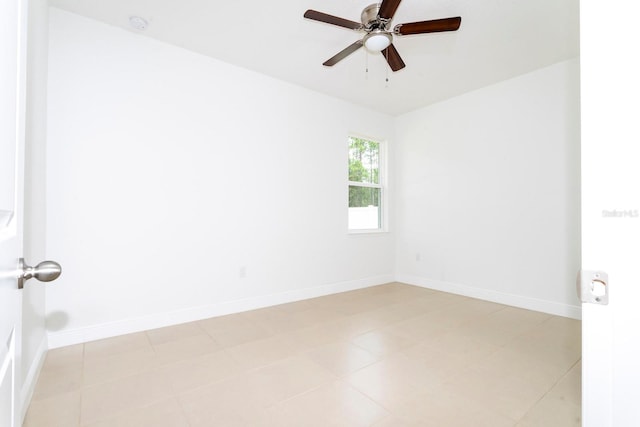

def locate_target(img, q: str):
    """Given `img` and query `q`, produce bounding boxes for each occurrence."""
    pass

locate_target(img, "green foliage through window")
[348,137,379,185]
[348,136,383,230]
[348,137,380,208]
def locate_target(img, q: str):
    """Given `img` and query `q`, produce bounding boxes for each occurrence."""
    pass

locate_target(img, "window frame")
[347,135,388,234]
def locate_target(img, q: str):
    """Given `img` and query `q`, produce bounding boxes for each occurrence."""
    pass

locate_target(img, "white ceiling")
[49,0,579,116]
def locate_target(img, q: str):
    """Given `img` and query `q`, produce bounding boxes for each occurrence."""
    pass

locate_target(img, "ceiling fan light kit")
[364,31,392,52]
[304,0,461,72]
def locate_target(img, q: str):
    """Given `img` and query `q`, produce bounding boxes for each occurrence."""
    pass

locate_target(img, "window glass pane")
[348,186,381,230]
[348,137,379,184]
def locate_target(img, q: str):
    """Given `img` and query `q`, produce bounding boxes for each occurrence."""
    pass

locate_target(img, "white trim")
[347,181,381,189]
[19,335,47,423]
[397,274,582,320]
[47,275,394,349]
[348,229,389,235]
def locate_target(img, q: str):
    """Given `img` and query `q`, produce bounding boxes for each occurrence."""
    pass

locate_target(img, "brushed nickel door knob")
[18,258,62,289]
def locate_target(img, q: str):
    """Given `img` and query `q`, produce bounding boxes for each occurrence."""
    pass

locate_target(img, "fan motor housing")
[361,4,385,30]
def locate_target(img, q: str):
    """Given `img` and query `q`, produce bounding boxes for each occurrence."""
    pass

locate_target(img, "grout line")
[514,358,582,424]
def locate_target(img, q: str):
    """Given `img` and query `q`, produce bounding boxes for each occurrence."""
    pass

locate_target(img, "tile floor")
[24,283,581,426]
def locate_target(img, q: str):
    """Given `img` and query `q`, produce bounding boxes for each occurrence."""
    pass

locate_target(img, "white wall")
[45,7,582,347]
[395,59,581,317]
[46,9,395,347]
[22,0,49,415]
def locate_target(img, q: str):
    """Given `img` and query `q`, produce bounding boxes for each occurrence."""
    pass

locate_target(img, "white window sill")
[348,229,388,235]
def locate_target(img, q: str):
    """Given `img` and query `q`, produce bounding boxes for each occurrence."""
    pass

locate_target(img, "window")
[348,136,385,231]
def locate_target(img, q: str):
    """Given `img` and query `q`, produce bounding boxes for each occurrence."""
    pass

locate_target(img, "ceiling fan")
[304,0,461,72]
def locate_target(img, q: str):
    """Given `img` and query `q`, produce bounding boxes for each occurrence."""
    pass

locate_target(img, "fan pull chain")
[365,50,369,80]
[385,65,389,88]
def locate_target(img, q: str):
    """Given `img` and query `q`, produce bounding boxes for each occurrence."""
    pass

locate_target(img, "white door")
[580,2,640,426]
[1,0,28,425]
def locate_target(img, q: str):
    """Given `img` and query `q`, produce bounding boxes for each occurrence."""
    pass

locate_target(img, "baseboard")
[20,334,48,423]
[396,274,582,320]
[47,274,395,349]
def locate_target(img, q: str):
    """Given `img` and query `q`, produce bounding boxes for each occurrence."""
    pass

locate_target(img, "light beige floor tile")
[288,307,346,327]
[159,349,240,394]
[321,314,389,340]
[384,313,449,343]
[389,388,516,427]
[360,302,427,325]
[268,380,389,426]
[83,346,159,386]
[367,284,433,304]
[525,315,581,346]
[504,336,581,375]
[177,373,278,425]
[31,365,83,401]
[318,296,389,316]
[280,324,348,352]
[370,415,417,427]
[489,306,552,325]
[516,360,582,427]
[304,341,380,376]
[178,356,336,416]
[351,328,417,357]
[401,344,479,384]
[179,405,248,427]
[474,345,578,388]
[23,390,81,427]
[273,299,316,314]
[211,323,273,348]
[547,361,581,405]
[440,365,553,421]
[464,307,552,344]
[41,344,84,371]
[409,328,501,364]
[84,332,151,361]
[505,318,581,370]
[419,302,491,329]
[243,356,337,406]
[241,307,301,334]
[197,312,258,333]
[346,353,443,409]
[200,315,272,348]
[84,398,189,427]
[242,306,342,334]
[275,300,314,313]
[453,298,508,316]
[151,333,221,365]
[145,321,205,346]
[224,334,298,371]
[517,394,581,427]
[306,293,352,311]
[405,291,465,311]
[458,324,524,348]
[80,369,173,425]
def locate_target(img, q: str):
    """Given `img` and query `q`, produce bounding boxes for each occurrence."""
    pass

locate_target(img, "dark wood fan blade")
[323,40,364,66]
[394,17,461,35]
[382,44,405,72]
[304,10,363,30]
[378,0,402,20]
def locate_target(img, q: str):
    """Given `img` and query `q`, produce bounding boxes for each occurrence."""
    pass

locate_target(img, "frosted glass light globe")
[364,32,391,52]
